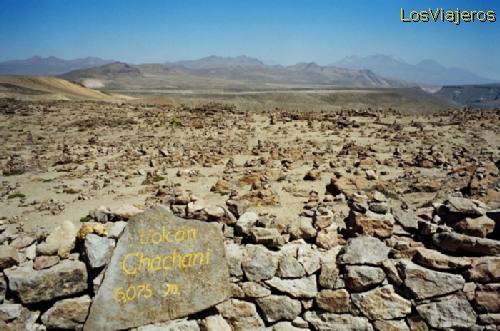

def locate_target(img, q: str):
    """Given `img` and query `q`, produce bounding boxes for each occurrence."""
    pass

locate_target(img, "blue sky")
[0,0,499,79]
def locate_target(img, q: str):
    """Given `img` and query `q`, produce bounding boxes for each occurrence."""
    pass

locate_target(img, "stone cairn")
[0,187,499,330]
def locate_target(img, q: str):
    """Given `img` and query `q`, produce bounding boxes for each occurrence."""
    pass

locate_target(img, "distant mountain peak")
[0,56,114,75]
[333,55,494,86]
[169,55,265,70]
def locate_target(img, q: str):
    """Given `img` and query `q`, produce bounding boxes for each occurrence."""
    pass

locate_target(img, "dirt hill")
[0,75,132,101]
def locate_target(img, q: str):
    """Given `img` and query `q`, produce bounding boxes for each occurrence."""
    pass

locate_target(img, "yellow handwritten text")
[120,249,211,276]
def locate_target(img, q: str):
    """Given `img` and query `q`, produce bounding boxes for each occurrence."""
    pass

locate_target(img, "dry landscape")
[0,79,499,330]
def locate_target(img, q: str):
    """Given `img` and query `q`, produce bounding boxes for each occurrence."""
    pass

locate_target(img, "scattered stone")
[83,234,114,269]
[136,319,200,331]
[0,275,6,302]
[107,221,127,239]
[304,311,373,331]
[235,211,258,235]
[278,254,306,278]
[397,260,465,300]
[348,211,394,238]
[413,247,470,271]
[316,289,350,313]
[241,281,271,298]
[432,232,500,255]
[441,196,486,220]
[473,283,500,313]
[272,321,306,331]
[242,244,279,281]
[351,285,411,320]
[288,217,317,240]
[41,295,91,329]
[339,236,389,265]
[454,215,495,238]
[466,257,500,283]
[373,319,410,331]
[392,209,419,231]
[345,265,385,291]
[256,295,302,322]
[216,299,264,331]
[37,220,78,258]
[25,243,36,260]
[477,313,500,325]
[33,255,60,270]
[249,227,285,247]
[266,274,318,298]
[0,245,20,270]
[78,222,108,239]
[416,294,476,329]
[225,242,244,277]
[0,303,22,321]
[200,315,232,331]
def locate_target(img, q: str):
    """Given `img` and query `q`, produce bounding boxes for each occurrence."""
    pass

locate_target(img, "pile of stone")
[0,190,499,330]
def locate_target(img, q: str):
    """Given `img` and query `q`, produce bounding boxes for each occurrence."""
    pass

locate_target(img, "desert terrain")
[0,76,499,330]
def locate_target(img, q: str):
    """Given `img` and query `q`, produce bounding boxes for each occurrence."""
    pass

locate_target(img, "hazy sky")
[1,0,499,79]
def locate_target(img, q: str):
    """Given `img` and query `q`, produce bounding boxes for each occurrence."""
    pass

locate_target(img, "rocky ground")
[0,99,499,330]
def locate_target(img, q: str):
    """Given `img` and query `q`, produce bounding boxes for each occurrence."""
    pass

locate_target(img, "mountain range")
[333,54,494,86]
[59,56,412,89]
[0,55,497,93]
[0,56,113,75]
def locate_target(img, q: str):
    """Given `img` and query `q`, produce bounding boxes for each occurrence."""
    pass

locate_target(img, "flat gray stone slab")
[84,207,230,331]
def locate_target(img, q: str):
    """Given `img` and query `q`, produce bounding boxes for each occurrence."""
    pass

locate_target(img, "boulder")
[84,207,230,331]
[5,260,87,304]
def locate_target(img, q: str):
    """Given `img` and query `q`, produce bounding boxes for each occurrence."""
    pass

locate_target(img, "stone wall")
[0,189,499,330]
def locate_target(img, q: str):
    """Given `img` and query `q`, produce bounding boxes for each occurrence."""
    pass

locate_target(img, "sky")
[0,0,499,79]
